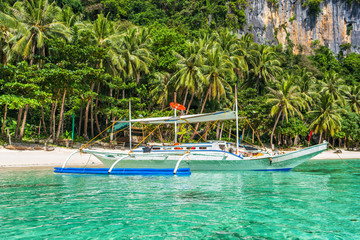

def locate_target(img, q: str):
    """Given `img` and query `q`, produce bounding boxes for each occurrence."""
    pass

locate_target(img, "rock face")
[239,0,360,54]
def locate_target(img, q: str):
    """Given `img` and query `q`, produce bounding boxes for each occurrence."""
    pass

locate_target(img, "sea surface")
[1,159,360,239]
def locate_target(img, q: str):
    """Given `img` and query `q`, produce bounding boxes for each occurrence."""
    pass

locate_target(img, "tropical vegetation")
[1,0,360,149]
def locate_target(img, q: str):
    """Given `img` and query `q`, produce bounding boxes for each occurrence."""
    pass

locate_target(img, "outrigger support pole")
[129,99,132,149]
[173,153,189,175]
[62,150,80,169]
[108,155,128,173]
[235,86,239,155]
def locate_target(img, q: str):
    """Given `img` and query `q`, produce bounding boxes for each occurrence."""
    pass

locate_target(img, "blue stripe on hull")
[54,167,191,176]
[251,168,292,171]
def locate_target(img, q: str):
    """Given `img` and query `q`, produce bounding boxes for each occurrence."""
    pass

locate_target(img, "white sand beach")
[0,147,359,168]
[0,148,103,168]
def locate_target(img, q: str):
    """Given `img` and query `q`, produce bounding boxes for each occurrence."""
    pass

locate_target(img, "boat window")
[187,147,196,150]
[174,147,183,150]
[199,147,207,150]
[153,147,160,150]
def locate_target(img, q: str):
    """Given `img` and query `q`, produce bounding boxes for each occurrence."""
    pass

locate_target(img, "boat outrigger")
[59,98,328,175]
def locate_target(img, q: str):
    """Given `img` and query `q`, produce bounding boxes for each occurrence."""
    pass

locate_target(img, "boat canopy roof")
[118,111,243,124]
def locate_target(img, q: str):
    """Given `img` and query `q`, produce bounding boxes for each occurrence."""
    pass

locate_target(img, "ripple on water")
[0,160,360,239]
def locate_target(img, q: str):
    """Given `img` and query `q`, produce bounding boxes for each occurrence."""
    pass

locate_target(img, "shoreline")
[0,147,359,169]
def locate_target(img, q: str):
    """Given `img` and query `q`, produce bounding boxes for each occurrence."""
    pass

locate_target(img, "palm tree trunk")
[52,102,57,141]
[270,109,283,150]
[219,122,224,140]
[84,99,91,141]
[56,89,67,139]
[84,83,95,140]
[95,83,101,135]
[192,86,211,138]
[19,104,29,141]
[78,98,83,136]
[182,87,188,106]
[30,36,36,66]
[41,104,48,136]
[90,94,94,138]
[186,92,195,115]
[49,103,54,136]
[136,72,140,84]
[15,108,23,138]
[319,132,323,144]
[1,104,8,134]
[38,120,41,136]
[216,122,220,139]
[204,123,210,141]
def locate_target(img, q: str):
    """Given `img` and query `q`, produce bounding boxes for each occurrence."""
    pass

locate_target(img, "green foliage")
[268,0,279,9]
[55,0,83,13]
[341,112,360,143]
[150,25,186,72]
[341,53,360,84]
[277,118,309,138]
[346,24,353,35]
[309,45,341,72]
[302,0,323,15]
[101,0,128,20]
[226,0,248,30]
[1,0,360,147]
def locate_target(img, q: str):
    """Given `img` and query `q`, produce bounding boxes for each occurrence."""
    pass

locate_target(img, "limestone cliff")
[239,0,360,54]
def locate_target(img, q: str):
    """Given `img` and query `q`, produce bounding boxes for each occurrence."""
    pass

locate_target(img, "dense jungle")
[1,0,360,149]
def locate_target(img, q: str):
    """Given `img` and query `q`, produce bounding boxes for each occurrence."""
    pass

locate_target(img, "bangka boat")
[61,100,328,174]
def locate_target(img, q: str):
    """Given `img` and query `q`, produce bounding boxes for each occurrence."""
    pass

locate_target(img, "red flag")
[309,130,314,142]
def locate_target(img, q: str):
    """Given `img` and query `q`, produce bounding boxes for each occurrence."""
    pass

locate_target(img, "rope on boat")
[80,110,129,152]
[328,142,360,171]
[128,111,173,155]
[80,106,172,152]
[182,118,207,142]
[220,127,262,149]
[185,105,233,154]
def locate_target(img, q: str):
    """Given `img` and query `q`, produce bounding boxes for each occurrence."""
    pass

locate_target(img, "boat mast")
[129,99,132,149]
[174,92,177,143]
[235,85,239,155]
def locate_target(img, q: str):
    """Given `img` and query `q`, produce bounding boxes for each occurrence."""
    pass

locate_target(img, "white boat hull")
[81,143,328,171]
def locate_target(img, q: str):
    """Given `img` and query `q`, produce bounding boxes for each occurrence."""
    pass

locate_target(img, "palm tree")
[245,45,282,94]
[344,85,360,114]
[60,5,82,28]
[202,46,233,107]
[78,13,120,139]
[266,78,306,150]
[1,0,69,65]
[0,12,16,65]
[150,71,171,110]
[319,70,347,102]
[114,27,152,84]
[296,68,318,105]
[310,94,345,143]
[171,40,207,113]
[213,29,248,91]
[191,46,234,138]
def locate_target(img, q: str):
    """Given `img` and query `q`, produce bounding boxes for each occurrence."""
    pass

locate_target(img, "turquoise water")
[1,160,360,239]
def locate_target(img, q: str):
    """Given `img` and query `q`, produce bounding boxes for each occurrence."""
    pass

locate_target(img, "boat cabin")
[136,142,232,153]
